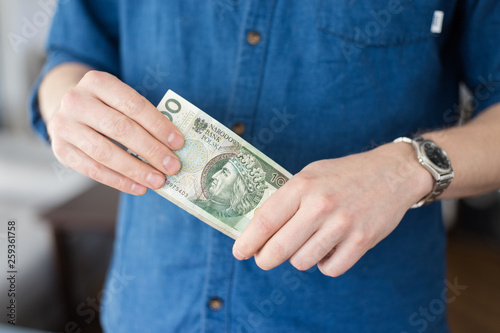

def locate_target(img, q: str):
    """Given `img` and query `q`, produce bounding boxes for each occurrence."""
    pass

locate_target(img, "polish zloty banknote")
[130,90,292,239]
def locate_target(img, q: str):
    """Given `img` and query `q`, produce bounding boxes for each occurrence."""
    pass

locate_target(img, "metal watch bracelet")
[393,137,454,208]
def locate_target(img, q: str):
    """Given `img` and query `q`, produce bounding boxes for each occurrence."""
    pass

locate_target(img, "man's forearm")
[422,103,500,199]
[38,63,92,125]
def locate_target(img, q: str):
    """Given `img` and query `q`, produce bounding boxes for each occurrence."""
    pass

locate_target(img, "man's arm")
[233,103,500,277]
[425,103,500,199]
[38,64,184,195]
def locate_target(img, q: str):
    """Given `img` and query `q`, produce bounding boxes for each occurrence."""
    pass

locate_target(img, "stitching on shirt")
[315,26,435,47]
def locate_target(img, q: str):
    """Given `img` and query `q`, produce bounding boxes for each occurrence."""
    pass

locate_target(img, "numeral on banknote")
[161,98,182,121]
[271,173,287,186]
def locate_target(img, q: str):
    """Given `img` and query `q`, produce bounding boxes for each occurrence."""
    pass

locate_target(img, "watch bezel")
[412,138,453,181]
[394,136,454,208]
[420,140,452,172]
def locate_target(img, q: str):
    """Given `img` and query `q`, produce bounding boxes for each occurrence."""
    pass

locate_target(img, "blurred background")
[0,1,498,332]
[0,1,117,332]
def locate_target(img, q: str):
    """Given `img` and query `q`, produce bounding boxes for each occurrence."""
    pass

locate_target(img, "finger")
[253,207,321,270]
[55,141,148,195]
[74,95,181,175]
[80,71,184,150]
[233,180,301,260]
[288,220,347,271]
[317,236,369,278]
[66,123,167,190]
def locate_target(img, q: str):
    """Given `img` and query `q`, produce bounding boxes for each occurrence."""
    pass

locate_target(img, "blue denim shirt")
[30,1,500,332]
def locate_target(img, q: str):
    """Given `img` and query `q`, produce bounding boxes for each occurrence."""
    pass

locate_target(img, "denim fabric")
[30,0,500,332]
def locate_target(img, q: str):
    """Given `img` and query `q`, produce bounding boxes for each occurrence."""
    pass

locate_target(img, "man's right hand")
[42,68,184,195]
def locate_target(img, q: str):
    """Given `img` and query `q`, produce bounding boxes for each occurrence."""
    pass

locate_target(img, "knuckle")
[267,241,288,263]
[114,176,130,192]
[112,117,134,138]
[52,142,83,170]
[313,236,332,258]
[52,141,70,165]
[146,143,165,159]
[85,163,103,181]
[335,219,351,236]
[82,70,106,85]
[254,213,274,236]
[66,151,83,169]
[292,174,313,194]
[79,139,91,151]
[154,118,168,131]
[48,116,66,140]
[91,144,112,164]
[313,194,333,215]
[352,230,370,249]
[60,89,80,110]
[124,162,144,182]
[101,118,115,133]
[152,119,172,138]
[123,94,146,116]
[334,210,353,232]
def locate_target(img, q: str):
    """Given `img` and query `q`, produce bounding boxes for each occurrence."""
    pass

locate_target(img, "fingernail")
[163,156,181,174]
[233,248,248,260]
[168,132,184,150]
[147,172,165,188]
[131,183,147,195]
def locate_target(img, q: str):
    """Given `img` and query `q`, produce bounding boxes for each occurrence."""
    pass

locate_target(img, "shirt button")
[246,31,262,45]
[208,297,223,311]
[231,122,246,136]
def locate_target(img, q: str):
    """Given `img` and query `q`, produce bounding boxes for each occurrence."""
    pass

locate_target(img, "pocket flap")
[316,0,441,46]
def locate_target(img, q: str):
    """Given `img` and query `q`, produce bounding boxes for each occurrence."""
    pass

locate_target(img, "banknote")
[130,90,292,239]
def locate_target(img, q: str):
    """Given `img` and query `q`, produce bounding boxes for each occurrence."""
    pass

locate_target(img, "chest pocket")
[316,0,442,46]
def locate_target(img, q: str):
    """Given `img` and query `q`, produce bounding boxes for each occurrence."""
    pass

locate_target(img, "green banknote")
[131,90,292,239]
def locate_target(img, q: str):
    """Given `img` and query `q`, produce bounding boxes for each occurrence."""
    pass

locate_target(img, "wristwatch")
[393,136,454,208]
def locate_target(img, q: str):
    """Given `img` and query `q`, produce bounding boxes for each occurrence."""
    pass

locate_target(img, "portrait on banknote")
[193,151,268,227]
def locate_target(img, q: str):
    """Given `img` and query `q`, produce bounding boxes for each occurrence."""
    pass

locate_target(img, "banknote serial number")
[165,180,188,197]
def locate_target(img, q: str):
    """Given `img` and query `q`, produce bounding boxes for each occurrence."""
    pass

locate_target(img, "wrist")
[375,142,434,207]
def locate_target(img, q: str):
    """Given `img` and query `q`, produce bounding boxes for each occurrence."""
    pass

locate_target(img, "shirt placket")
[225,0,277,142]
[201,230,235,332]
[202,1,277,332]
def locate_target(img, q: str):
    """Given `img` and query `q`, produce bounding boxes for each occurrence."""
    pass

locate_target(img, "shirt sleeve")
[29,0,119,142]
[458,0,500,114]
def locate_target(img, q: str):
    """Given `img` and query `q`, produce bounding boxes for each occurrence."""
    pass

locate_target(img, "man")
[30,1,500,332]
[196,151,267,227]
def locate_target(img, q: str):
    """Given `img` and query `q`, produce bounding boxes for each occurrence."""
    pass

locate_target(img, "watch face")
[423,141,451,170]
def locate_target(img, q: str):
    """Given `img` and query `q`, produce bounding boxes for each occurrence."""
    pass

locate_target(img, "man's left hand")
[232,143,433,277]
